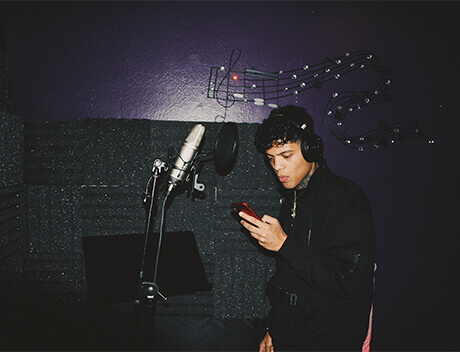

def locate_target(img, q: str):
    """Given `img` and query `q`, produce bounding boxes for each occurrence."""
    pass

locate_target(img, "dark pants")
[273,338,357,352]
[272,339,318,352]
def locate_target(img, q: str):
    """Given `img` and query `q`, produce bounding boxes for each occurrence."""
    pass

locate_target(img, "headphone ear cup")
[301,132,323,162]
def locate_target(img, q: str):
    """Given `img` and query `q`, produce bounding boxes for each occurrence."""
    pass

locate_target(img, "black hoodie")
[267,163,375,351]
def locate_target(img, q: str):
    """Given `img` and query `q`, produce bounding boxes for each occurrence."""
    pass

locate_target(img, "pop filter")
[214,122,238,176]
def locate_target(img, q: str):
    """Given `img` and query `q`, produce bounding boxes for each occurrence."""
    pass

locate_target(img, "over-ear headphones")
[298,123,324,163]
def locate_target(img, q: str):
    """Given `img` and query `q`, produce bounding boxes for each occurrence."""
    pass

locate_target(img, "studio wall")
[1,115,279,350]
[1,1,459,351]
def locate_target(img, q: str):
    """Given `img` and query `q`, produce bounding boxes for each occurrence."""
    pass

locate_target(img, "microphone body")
[168,124,205,192]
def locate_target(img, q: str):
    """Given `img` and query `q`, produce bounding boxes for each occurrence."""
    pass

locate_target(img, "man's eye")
[283,154,292,159]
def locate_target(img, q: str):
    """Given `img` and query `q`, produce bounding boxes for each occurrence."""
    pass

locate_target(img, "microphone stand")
[133,159,169,348]
[133,155,205,348]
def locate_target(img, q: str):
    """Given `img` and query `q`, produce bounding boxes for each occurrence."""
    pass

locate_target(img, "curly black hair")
[254,105,315,153]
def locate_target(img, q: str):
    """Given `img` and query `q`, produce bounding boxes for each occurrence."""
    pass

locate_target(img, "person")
[239,105,375,351]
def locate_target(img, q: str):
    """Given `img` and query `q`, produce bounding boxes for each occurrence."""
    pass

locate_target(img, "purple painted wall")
[3,1,459,350]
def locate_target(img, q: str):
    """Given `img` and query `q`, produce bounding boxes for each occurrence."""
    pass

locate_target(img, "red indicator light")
[232,74,239,81]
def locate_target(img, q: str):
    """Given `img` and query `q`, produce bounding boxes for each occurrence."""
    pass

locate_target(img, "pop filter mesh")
[214,122,238,176]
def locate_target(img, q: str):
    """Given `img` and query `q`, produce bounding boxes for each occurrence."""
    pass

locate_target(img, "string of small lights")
[207,49,433,150]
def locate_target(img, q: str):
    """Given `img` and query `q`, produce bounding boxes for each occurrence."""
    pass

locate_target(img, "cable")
[153,188,171,284]
[139,174,159,286]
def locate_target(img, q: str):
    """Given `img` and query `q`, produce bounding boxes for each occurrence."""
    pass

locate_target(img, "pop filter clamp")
[183,152,206,197]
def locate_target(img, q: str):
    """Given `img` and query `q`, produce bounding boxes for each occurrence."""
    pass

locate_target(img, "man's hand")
[239,212,287,252]
[259,331,274,352]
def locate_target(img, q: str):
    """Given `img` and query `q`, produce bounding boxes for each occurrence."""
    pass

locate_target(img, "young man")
[239,106,375,351]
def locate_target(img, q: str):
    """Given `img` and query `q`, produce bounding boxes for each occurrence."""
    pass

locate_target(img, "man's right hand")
[259,331,274,352]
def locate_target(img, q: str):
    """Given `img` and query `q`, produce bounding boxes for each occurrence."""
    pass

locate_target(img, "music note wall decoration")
[207,49,434,150]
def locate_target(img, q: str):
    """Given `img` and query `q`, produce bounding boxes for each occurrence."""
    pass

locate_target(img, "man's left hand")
[239,212,287,252]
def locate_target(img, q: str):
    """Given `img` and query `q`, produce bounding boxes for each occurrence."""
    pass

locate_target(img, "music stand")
[82,231,211,305]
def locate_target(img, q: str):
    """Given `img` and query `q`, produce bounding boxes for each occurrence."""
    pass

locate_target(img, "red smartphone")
[231,202,261,221]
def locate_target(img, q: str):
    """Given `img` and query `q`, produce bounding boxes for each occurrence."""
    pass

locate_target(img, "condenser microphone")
[167,124,205,192]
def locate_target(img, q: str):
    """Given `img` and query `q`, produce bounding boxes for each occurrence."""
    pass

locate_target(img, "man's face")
[265,140,314,190]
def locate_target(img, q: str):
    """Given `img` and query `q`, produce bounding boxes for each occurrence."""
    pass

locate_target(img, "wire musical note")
[207,49,434,149]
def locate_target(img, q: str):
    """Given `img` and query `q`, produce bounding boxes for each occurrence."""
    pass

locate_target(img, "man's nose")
[272,158,283,171]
